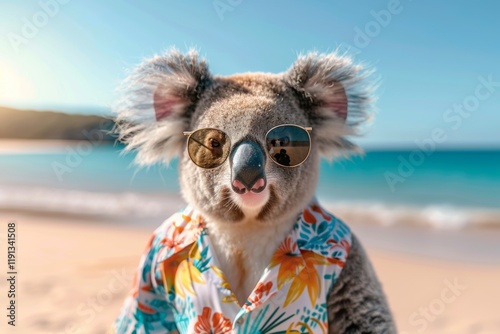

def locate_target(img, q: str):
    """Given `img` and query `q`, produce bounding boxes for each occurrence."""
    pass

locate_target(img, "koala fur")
[115,48,395,333]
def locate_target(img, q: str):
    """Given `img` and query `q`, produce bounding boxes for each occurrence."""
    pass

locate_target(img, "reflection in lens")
[188,129,230,168]
[266,126,310,167]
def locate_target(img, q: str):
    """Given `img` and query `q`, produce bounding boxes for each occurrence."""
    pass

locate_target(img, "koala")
[114,49,395,333]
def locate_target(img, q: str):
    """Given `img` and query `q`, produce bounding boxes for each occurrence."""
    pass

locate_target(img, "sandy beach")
[0,210,499,334]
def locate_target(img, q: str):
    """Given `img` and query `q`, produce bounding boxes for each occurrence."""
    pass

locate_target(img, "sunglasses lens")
[187,129,230,168]
[266,125,310,167]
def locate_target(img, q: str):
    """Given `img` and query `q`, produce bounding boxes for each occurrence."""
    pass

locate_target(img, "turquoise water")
[318,149,500,209]
[0,145,498,209]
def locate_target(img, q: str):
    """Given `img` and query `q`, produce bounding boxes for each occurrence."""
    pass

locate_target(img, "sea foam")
[1,185,499,230]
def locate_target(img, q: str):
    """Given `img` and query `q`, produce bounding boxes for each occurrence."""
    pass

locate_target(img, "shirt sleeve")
[114,225,178,334]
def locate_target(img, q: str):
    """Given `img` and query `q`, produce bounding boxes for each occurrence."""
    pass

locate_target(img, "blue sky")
[0,0,499,147]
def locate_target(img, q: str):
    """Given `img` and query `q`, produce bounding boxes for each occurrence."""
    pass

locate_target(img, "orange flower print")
[311,205,332,221]
[161,246,191,293]
[137,301,156,314]
[271,237,331,307]
[245,281,273,311]
[270,237,305,289]
[327,238,351,254]
[161,213,204,253]
[339,239,351,254]
[174,244,205,298]
[326,238,350,267]
[161,225,186,253]
[284,250,330,307]
[302,208,317,224]
[193,307,232,334]
[254,281,273,297]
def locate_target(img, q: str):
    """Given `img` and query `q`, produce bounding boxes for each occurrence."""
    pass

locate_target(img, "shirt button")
[236,318,244,326]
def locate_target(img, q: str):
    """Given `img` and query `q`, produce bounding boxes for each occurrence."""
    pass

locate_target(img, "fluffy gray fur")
[114,48,395,333]
[285,52,375,159]
[114,48,212,165]
[328,235,396,333]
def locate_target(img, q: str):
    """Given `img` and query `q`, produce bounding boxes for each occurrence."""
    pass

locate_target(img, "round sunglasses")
[183,124,312,169]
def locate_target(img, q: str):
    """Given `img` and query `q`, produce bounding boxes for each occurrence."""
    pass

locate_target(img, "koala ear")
[285,52,375,159]
[114,48,211,165]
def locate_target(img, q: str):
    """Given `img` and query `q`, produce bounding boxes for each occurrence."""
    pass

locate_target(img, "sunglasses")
[183,124,312,169]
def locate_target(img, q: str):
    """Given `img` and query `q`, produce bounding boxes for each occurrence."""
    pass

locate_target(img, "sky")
[0,0,499,147]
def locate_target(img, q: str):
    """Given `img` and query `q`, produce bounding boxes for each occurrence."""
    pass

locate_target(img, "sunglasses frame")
[183,124,312,169]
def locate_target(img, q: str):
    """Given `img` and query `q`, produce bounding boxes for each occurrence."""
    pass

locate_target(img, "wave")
[0,185,185,220]
[0,185,499,230]
[322,200,500,230]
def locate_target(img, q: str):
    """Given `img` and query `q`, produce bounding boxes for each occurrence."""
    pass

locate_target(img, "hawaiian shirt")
[114,201,351,334]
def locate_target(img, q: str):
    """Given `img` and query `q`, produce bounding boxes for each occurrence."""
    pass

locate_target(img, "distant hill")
[0,107,116,141]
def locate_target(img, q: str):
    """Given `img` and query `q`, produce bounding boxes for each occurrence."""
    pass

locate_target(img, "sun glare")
[0,60,35,104]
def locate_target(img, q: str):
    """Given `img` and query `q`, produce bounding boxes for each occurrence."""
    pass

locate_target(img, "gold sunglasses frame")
[183,124,312,169]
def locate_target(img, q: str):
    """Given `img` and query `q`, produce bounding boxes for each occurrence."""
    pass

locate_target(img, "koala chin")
[114,49,396,333]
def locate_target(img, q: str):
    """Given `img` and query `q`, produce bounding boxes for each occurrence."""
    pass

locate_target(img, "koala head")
[115,49,374,227]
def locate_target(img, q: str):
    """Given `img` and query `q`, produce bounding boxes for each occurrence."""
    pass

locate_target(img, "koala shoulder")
[327,234,396,333]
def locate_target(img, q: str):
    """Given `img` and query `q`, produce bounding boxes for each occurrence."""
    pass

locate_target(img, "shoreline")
[0,139,105,153]
[1,186,499,231]
[3,204,500,265]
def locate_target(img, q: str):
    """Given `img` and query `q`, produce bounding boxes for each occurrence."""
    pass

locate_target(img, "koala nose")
[230,140,267,194]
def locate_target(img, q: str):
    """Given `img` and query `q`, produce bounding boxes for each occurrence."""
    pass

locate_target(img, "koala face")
[180,74,319,224]
[115,49,373,226]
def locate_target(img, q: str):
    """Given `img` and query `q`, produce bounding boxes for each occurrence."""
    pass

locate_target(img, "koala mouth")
[231,178,269,210]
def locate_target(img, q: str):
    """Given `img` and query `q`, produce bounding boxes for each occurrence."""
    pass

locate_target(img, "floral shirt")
[114,202,351,334]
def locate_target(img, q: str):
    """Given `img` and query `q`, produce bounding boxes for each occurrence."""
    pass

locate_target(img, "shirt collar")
[155,201,351,265]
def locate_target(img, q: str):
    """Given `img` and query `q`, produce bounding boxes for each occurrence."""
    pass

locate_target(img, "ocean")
[1,144,498,229]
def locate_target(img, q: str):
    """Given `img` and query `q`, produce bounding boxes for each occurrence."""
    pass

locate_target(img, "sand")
[0,212,499,334]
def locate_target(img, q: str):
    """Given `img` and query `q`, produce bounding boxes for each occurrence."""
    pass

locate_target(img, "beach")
[1,209,499,334]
